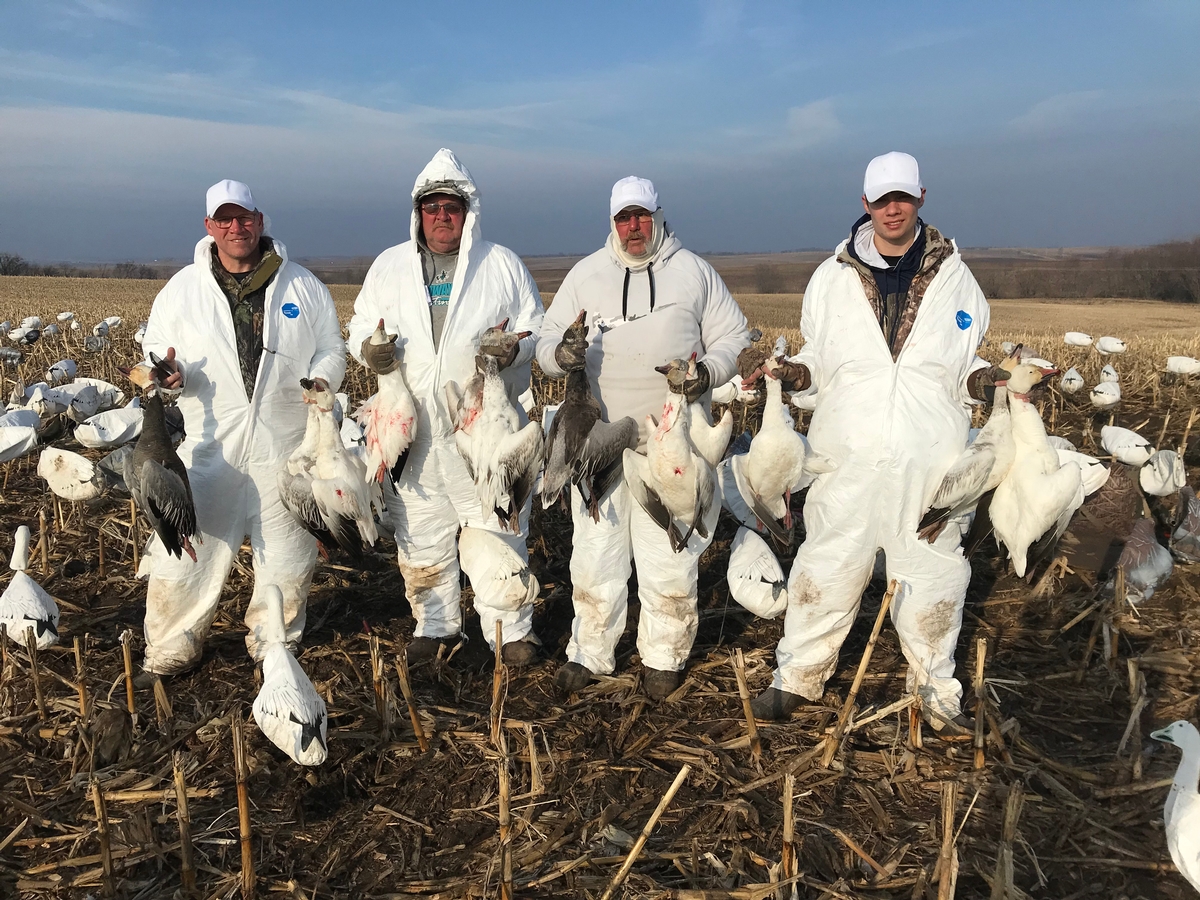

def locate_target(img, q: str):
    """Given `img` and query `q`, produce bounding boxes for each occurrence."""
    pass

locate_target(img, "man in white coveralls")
[347,149,545,666]
[744,153,997,735]
[536,176,749,701]
[139,179,346,680]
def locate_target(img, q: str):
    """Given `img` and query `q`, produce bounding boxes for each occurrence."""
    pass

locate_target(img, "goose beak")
[573,310,587,326]
[1040,367,1060,378]
[496,317,510,331]
[1150,726,1173,744]
[299,378,315,391]
[654,363,672,376]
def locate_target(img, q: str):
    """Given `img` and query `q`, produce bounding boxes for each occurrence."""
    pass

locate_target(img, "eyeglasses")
[420,201,466,217]
[613,211,653,225]
[210,214,257,229]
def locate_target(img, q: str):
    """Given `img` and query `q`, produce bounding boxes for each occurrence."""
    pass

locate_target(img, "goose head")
[1151,719,1200,754]
[1007,362,1057,400]
[299,377,334,411]
[993,343,1025,383]
[118,353,175,395]
[562,309,589,346]
[655,352,698,392]
[368,318,397,347]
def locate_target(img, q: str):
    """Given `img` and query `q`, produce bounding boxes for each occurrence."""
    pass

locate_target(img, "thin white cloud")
[1008,90,1107,135]
[782,99,843,150]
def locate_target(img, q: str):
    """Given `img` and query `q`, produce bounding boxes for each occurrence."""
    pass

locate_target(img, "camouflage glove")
[361,333,399,375]
[554,334,589,372]
[664,360,711,403]
[736,345,770,381]
[773,360,811,392]
[967,366,1006,403]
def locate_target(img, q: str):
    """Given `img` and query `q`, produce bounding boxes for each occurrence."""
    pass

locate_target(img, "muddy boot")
[924,708,974,739]
[750,687,804,721]
[554,662,593,694]
[132,670,162,692]
[406,635,455,665]
[643,667,682,702]
[501,639,540,667]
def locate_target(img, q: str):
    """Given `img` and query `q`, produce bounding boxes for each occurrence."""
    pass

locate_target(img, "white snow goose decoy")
[1101,425,1153,466]
[279,378,378,561]
[623,369,716,553]
[120,357,198,561]
[1140,449,1186,497]
[1149,719,1200,893]
[46,360,76,385]
[1090,380,1121,410]
[354,319,417,485]
[1166,356,1200,376]
[1060,367,1085,394]
[252,584,328,766]
[37,448,106,502]
[539,311,638,519]
[1100,364,1120,384]
[989,363,1084,578]
[1095,336,1127,355]
[1064,332,1093,347]
[0,525,59,649]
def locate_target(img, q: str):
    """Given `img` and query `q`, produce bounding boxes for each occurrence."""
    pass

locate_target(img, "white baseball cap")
[206,179,257,218]
[862,152,923,203]
[610,176,659,217]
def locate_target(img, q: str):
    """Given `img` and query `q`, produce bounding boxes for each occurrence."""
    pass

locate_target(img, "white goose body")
[458,527,539,610]
[989,365,1084,578]
[920,382,1014,537]
[252,585,327,766]
[0,526,59,649]
[474,355,543,532]
[37,448,106,502]
[355,320,417,485]
[732,375,809,544]
[1063,332,1093,347]
[1149,720,1200,893]
[727,526,787,619]
[1090,380,1121,409]
[624,389,715,553]
[311,389,379,548]
[1095,335,1126,355]
[1101,425,1152,466]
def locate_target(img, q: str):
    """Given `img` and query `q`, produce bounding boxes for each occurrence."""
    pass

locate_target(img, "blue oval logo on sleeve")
[955,310,972,330]
[281,302,300,319]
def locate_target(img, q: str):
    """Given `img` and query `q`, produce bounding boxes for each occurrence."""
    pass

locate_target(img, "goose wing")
[577,417,639,519]
[310,478,367,562]
[139,459,197,561]
[919,445,999,539]
[487,421,544,531]
[623,448,682,547]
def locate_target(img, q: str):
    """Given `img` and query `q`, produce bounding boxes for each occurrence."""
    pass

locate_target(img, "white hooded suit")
[140,237,346,674]
[346,149,544,648]
[536,226,749,675]
[773,233,990,720]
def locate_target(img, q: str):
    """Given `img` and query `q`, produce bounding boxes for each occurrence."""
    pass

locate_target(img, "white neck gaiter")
[609,210,667,271]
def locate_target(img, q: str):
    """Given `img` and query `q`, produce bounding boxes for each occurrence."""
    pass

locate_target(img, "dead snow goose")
[989,363,1084,578]
[729,371,817,546]
[120,358,197,561]
[251,584,328,766]
[1090,380,1121,410]
[1171,487,1200,562]
[1166,356,1200,376]
[353,319,417,485]
[539,312,638,519]
[1064,332,1093,347]
[1096,335,1126,355]
[676,356,733,468]
[0,525,59,649]
[623,375,716,553]
[37,448,105,502]
[475,353,543,533]
[1101,425,1153,466]
[727,526,788,618]
[1060,367,1085,394]
[1148,720,1200,893]
[1140,449,1186,497]
[919,348,1020,541]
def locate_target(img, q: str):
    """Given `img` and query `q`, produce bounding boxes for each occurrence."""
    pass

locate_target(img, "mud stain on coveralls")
[398,561,447,601]
[787,573,823,609]
[919,595,961,645]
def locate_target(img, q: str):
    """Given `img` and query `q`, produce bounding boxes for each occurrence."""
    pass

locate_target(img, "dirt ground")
[0,283,1198,898]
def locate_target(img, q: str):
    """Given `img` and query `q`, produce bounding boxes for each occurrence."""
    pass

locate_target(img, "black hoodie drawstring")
[620,262,655,320]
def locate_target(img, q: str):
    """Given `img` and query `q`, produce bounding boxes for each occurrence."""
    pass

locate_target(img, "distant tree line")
[0,253,164,279]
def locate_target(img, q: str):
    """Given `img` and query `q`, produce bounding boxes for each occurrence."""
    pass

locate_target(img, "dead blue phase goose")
[540,310,638,520]
[119,355,198,562]
[0,525,59,649]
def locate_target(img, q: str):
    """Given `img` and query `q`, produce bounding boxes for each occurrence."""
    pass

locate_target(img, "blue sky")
[1,0,1198,261]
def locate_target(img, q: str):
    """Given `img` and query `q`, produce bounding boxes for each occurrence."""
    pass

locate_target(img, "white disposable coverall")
[346,149,544,648]
[536,231,749,674]
[140,237,346,674]
[772,233,990,720]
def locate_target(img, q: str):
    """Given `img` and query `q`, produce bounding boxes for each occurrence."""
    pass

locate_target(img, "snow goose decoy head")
[1005,362,1057,401]
[1061,367,1085,394]
[1100,364,1119,384]
[1,525,60,649]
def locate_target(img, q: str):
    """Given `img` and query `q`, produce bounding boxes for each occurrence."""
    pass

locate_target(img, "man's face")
[420,192,467,254]
[614,207,654,257]
[861,189,925,245]
[205,204,264,263]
